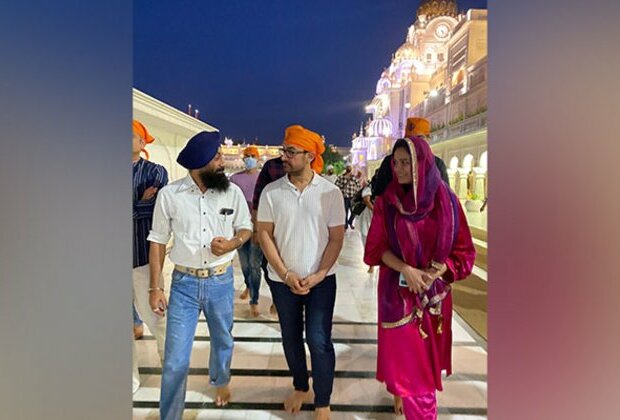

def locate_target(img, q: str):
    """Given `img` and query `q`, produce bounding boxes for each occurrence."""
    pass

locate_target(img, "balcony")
[429,111,487,144]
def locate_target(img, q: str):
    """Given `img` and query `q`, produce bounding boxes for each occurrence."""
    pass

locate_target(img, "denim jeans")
[237,240,263,305]
[160,266,234,420]
[267,274,337,408]
[133,303,143,326]
[343,197,355,228]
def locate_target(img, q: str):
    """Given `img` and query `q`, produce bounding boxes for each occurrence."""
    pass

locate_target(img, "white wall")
[132,88,219,182]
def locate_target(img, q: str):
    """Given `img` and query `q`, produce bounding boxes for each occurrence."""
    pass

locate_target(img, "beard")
[198,168,230,192]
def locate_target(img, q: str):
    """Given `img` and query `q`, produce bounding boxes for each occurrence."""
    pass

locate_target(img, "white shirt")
[323,174,337,184]
[362,185,371,198]
[147,175,252,269]
[257,172,345,281]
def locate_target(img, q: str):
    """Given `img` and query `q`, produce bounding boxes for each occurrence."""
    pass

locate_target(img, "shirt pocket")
[212,213,233,238]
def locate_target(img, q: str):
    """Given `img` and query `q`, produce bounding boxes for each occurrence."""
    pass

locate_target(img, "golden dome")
[417,0,458,20]
[394,42,417,63]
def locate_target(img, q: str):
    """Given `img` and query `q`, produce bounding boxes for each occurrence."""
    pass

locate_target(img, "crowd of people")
[131,116,476,420]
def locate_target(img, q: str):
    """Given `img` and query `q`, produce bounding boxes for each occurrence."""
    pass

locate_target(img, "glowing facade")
[353,1,488,202]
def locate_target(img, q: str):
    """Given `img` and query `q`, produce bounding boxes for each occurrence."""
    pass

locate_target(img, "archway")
[479,151,487,169]
[462,153,474,170]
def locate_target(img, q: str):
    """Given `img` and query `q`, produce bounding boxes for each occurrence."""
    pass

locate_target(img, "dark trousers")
[267,274,337,407]
[343,197,355,228]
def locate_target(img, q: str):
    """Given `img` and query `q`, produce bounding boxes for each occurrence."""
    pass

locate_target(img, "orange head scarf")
[132,120,155,143]
[405,117,431,138]
[243,145,260,158]
[283,124,325,173]
[133,119,155,160]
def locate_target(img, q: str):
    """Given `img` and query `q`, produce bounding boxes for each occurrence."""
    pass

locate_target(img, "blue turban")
[177,131,221,170]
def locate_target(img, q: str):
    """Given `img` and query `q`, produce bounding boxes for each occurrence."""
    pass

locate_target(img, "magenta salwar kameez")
[364,137,476,420]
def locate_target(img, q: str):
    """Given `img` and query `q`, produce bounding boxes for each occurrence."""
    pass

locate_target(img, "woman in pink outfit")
[364,137,475,419]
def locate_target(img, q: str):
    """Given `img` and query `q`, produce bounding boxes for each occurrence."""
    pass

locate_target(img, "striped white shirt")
[257,172,345,281]
[147,175,252,269]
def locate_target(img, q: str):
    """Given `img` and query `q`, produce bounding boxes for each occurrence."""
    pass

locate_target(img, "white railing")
[430,112,487,143]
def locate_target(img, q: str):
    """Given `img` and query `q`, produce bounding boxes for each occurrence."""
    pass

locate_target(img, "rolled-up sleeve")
[147,189,172,244]
[232,187,253,232]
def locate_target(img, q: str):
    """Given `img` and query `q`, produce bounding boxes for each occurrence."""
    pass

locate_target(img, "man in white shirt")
[257,125,345,420]
[147,131,252,420]
[323,164,337,184]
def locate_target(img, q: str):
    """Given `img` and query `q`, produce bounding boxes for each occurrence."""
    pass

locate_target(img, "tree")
[321,144,345,174]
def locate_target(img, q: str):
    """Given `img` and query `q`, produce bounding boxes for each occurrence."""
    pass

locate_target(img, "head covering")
[177,131,221,170]
[283,124,325,173]
[243,145,259,158]
[380,137,460,335]
[132,120,155,143]
[405,117,431,138]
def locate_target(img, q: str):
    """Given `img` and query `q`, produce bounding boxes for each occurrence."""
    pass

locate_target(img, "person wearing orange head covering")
[256,124,345,419]
[282,124,325,173]
[230,145,263,316]
[131,119,168,394]
[405,117,450,184]
[132,119,155,160]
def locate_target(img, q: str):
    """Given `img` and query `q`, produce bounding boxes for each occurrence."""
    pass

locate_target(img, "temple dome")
[376,71,392,94]
[368,118,393,138]
[394,42,417,63]
[417,0,458,20]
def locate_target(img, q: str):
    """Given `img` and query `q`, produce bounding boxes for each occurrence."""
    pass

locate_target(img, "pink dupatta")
[379,137,460,338]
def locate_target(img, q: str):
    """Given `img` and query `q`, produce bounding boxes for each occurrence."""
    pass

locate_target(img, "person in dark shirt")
[405,117,450,184]
[252,156,285,317]
[131,120,168,394]
[335,164,362,230]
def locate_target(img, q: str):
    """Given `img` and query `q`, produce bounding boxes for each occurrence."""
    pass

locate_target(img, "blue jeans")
[160,266,234,420]
[133,303,143,326]
[237,240,263,305]
[267,274,337,408]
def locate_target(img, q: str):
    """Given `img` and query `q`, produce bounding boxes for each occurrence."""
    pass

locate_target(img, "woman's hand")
[423,262,448,282]
[400,265,431,294]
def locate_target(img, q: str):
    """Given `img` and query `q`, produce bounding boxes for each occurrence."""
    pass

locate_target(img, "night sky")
[134,0,487,147]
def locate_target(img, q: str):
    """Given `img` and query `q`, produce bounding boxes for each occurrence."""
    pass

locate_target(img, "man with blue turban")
[147,131,253,419]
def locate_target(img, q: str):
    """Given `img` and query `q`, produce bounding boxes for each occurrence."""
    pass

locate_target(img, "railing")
[429,112,487,144]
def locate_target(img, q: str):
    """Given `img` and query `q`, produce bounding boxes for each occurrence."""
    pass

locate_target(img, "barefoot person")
[131,120,168,393]
[257,125,345,419]
[147,131,252,420]
[230,146,263,316]
[364,137,475,419]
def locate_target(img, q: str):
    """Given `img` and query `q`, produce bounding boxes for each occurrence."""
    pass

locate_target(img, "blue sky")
[134,0,487,147]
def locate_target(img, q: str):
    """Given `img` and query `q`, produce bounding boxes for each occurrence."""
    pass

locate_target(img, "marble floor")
[133,229,487,419]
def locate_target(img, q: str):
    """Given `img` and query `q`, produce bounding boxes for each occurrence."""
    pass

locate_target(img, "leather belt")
[174,261,232,278]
